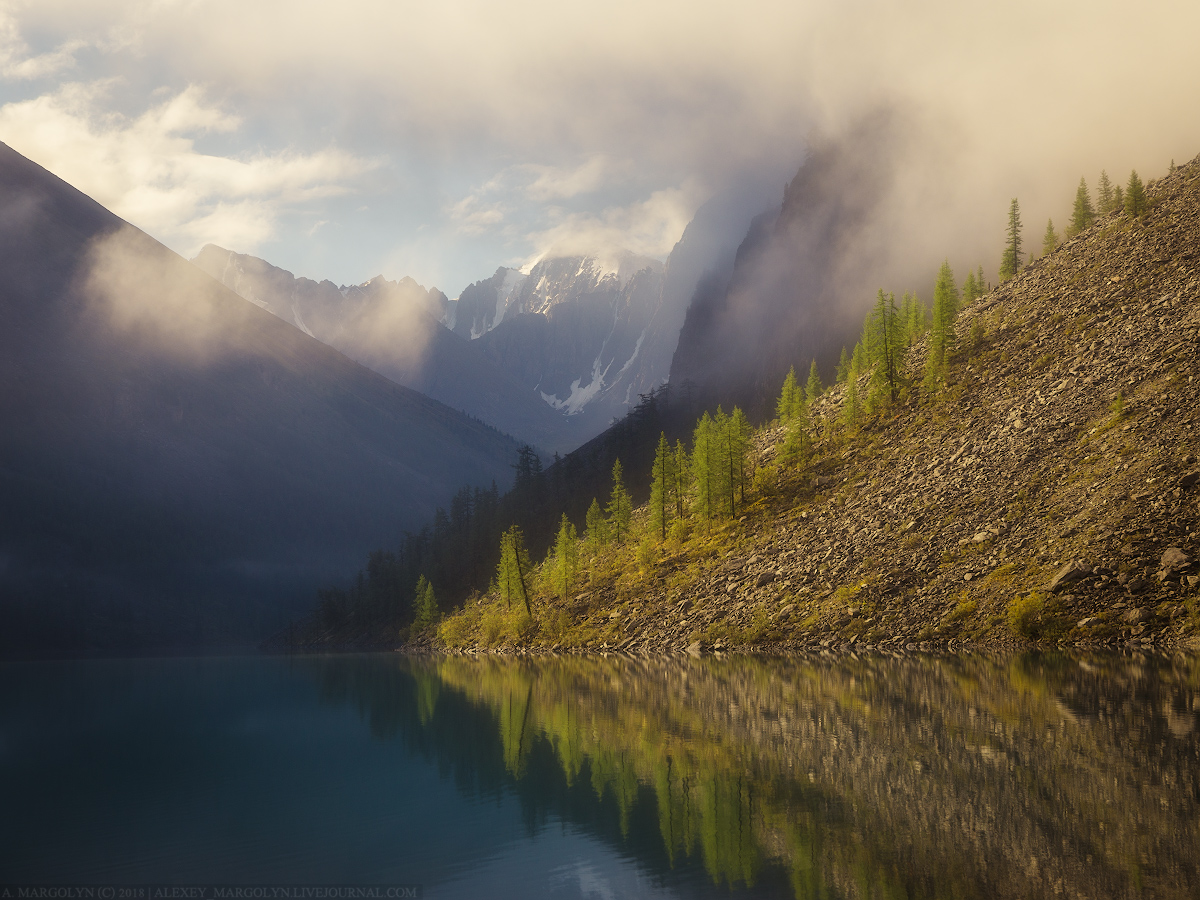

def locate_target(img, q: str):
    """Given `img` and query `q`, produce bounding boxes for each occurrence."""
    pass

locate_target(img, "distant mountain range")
[192,178,781,454]
[0,141,523,655]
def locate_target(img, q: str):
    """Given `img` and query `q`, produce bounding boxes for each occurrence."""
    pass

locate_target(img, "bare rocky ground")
[431,156,1200,658]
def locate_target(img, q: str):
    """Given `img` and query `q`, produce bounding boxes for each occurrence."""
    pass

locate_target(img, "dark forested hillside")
[0,142,522,656]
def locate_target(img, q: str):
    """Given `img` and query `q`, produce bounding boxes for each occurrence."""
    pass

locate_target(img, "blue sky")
[2,0,1198,298]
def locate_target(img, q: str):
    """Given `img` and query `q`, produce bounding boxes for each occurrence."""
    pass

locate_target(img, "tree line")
[310,157,1173,644]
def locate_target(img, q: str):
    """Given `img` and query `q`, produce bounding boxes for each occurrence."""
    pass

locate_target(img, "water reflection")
[306,652,1200,899]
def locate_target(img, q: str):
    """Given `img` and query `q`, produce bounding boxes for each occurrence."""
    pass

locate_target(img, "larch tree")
[606,459,632,544]
[552,514,579,602]
[1125,170,1147,218]
[726,407,752,510]
[1068,177,1095,236]
[691,412,717,527]
[413,575,438,628]
[805,359,823,403]
[778,368,812,466]
[999,199,1023,281]
[1042,218,1059,256]
[836,347,851,383]
[584,498,609,552]
[497,525,532,616]
[649,432,675,541]
[1097,170,1115,216]
[776,366,801,421]
[923,260,959,392]
[962,271,979,305]
[672,440,689,522]
[868,289,904,404]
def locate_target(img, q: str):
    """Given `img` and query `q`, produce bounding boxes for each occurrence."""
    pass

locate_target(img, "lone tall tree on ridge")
[999,198,1023,281]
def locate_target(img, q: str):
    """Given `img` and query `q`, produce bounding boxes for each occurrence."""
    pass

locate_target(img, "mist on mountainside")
[676,110,955,420]
[0,142,522,656]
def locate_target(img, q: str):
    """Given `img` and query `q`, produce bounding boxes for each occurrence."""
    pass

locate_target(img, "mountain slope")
[0,141,522,655]
[192,246,572,451]
[432,152,1200,654]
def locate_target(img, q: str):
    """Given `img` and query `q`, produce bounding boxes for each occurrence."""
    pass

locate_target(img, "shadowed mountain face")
[0,142,522,655]
[191,247,575,452]
[670,113,908,419]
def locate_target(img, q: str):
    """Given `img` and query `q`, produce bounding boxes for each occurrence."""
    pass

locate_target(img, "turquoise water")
[1,652,1198,898]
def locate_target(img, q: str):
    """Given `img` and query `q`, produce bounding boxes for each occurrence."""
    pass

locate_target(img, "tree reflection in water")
[304,652,1200,899]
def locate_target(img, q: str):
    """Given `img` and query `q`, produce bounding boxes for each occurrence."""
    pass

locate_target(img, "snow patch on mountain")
[540,355,609,416]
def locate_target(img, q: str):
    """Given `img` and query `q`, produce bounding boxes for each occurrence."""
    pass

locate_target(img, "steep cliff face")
[449,266,527,340]
[670,112,907,419]
[0,142,523,654]
[476,254,665,430]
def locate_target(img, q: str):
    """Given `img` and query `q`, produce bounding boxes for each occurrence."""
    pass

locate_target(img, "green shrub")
[1007,592,1048,640]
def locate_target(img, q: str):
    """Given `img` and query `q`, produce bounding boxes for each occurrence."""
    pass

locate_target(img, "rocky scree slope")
[442,155,1200,655]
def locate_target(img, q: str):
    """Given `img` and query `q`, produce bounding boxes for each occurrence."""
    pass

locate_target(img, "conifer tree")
[497,525,532,616]
[606,459,632,544]
[977,265,986,295]
[1068,177,1095,236]
[726,407,752,510]
[649,432,675,541]
[413,575,438,628]
[868,289,904,403]
[1042,218,1059,256]
[585,498,609,552]
[805,359,823,403]
[779,381,812,466]
[999,199,1023,281]
[836,347,851,383]
[552,514,578,602]
[711,407,733,516]
[1112,184,1124,211]
[850,340,867,379]
[1125,170,1147,218]
[691,412,717,527]
[962,271,978,305]
[1097,170,1115,216]
[776,366,800,421]
[672,440,689,521]
[924,260,959,388]
[902,291,927,341]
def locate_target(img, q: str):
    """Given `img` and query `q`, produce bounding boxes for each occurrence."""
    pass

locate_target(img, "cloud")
[82,224,245,363]
[519,156,628,202]
[526,183,705,263]
[0,10,85,79]
[0,80,377,255]
[449,156,697,261]
[5,0,1200,290]
[448,194,507,235]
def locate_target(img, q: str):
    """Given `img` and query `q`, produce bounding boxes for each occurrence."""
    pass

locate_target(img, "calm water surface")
[1,652,1198,898]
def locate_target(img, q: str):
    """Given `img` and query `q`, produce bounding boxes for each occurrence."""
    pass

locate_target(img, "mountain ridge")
[0,140,523,655]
